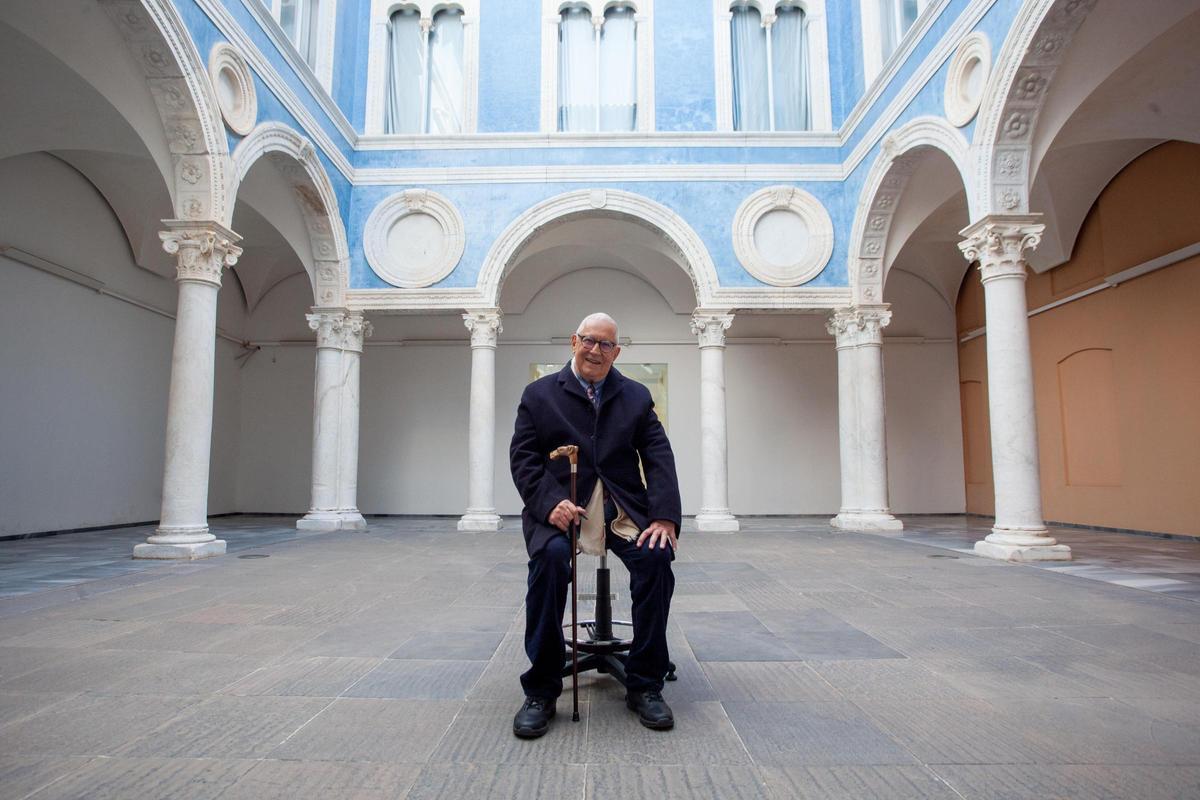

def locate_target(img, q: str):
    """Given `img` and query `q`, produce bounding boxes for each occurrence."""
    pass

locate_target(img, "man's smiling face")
[572,317,620,383]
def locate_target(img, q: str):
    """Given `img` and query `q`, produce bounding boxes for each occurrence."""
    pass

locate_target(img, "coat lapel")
[556,363,591,405]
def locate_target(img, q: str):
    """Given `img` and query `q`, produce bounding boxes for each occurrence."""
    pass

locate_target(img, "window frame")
[270,0,338,89]
[860,0,932,86]
[365,0,480,136]
[540,0,656,134]
[713,0,832,133]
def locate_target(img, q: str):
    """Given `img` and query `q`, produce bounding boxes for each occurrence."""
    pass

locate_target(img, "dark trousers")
[521,524,675,698]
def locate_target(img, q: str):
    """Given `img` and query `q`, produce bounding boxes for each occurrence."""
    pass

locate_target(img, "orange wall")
[957,141,1200,535]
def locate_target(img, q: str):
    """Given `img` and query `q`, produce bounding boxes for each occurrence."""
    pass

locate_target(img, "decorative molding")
[944,31,990,127]
[711,0,834,133]
[363,189,466,288]
[539,0,655,133]
[209,42,258,135]
[463,308,503,348]
[958,214,1044,284]
[825,304,891,349]
[364,0,481,135]
[847,116,972,304]
[354,162,844,185]
[232,121,351,306]
[973,0,1099,216]
[691,311,735,349]
[732,185,834,287]
[160,220,243,287]
[339,311,373,353]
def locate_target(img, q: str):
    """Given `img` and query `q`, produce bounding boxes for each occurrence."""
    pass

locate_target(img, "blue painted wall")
[476,0,542,132]
[654,0,717,131]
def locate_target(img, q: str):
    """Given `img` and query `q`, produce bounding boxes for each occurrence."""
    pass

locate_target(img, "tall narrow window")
[730,3,810,131]
[558,4,638,132]
[385,7,466,134]
[280,0,321,68]
[878,0,926,62]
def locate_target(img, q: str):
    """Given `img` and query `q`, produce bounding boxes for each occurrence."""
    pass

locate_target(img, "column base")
[830,512,904,532]
[974,529,1071,562]
[337,511,368,530]
[297,510,368,531]
[694,512,739,532]
[458,512,503,532]
[133,539,226,560]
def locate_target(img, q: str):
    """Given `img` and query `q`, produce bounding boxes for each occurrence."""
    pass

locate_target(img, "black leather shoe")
[626,690,674,730]
[513,696,556,739]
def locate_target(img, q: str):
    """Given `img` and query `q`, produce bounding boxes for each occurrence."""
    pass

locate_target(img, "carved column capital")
[307,310,346,350]
[463,309,503,349]
[691,311,735,349]
[826,305,891,349]
[959,214,1044,285]
[159,220,242,287]
[339,312,372,354]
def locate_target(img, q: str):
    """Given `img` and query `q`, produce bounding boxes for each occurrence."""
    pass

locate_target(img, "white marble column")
[691,311,739,532]
[297,310,346,531]
[827,306,903,532]
[459,309,503,531]
[135,221,241,560]
[959,215,1070,561]
[334,312,370,530]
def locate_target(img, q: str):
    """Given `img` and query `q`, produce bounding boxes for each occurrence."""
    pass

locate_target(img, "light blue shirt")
[569,360,606,405]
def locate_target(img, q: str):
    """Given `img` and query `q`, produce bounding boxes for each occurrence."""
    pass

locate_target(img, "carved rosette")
[339,313,373,354]
[958,215,1044,284]
[463,309,503,349]
[826,306,890,349]
[159,221,242,287]
[691,312,735,349]
[307,311,346,349]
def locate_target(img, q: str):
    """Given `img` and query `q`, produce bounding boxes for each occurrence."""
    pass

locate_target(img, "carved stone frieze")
[463,309,503,348]
[691,311,735,349]
[160,221,242,287]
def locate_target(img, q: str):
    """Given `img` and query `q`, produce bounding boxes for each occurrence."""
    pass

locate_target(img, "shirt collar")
[569,359,606,394]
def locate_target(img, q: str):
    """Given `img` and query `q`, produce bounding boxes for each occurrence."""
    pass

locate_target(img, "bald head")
[576,312,618,339]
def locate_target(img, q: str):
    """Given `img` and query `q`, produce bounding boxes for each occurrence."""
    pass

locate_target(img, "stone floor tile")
[584,700,752,765]
[931,764,1200,800]
[408,764,585,800]
[269,698,462,763]
[117,695,330,759]
[172,603,288,625]
[0,691,76,729]
[20,757,256,800]
[221,656,380,697]
[428,699,589,765]
[0,756,93,799]
[586,765,771,800]
[853,696,1044,765]
[755,610,904,661]
[760,765,961,799]
[294,621,417,658]
[1043,623,1200,656]
[0,649,156,694]
[0,619,150,649]
[676,612,798,662]
[219,759,421,800]
[94,621,234,653]
[722,701,916,767]
[388,630,505,661]
[344,659,486,700]
[702,662,838,703]
[1,694,198,756]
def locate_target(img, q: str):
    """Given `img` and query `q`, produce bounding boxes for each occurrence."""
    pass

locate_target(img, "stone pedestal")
[459,310,503,532]
[960,215,1070,561]
[691,312,739,533]
[135,221,241,560]
[827,307,902,533]
[298,310,371,532]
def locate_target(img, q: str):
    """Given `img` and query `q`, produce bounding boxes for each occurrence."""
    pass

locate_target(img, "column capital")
[339,312,372,354]
[958,214,1044,284]
[159,220,242,287]
[306,309,346,349]
[826,305,891,349]
[463,308,503,349]
[691,310,735,349]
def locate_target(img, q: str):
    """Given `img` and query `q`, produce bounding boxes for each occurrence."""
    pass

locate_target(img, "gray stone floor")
[1,516,1199,799]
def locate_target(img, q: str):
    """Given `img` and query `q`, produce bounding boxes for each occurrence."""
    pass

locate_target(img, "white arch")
[849,116,972,303]
[231,122,351,306]
[971,0,1098,217]
[478,189,718,308]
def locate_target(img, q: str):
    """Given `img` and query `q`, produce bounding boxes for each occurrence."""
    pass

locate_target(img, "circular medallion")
[364,189,466,288]
[945,32,991,127]
[732,186,834,287]
[208,43,257,136]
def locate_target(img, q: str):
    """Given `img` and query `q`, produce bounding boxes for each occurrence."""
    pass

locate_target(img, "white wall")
[0,153,244,535]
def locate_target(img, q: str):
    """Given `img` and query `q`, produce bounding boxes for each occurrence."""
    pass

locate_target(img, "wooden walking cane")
[548,445,580,723]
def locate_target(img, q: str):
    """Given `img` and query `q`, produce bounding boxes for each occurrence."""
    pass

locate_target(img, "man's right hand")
[548,499,587,532]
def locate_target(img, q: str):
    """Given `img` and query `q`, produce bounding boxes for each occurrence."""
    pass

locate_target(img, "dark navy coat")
[509,363,682,558]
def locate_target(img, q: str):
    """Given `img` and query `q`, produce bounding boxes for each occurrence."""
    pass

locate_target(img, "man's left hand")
[637,519,677,551]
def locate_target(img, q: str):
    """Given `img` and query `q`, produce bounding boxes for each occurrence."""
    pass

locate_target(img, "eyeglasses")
[576,335,617,354]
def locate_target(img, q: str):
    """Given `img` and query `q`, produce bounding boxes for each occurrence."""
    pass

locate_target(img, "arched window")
[541,0,655,133]
[714,1,831,132]
[861,0,931,83]
[559,4,638,132]
[384,7,467,134]
[366,1,479,136]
